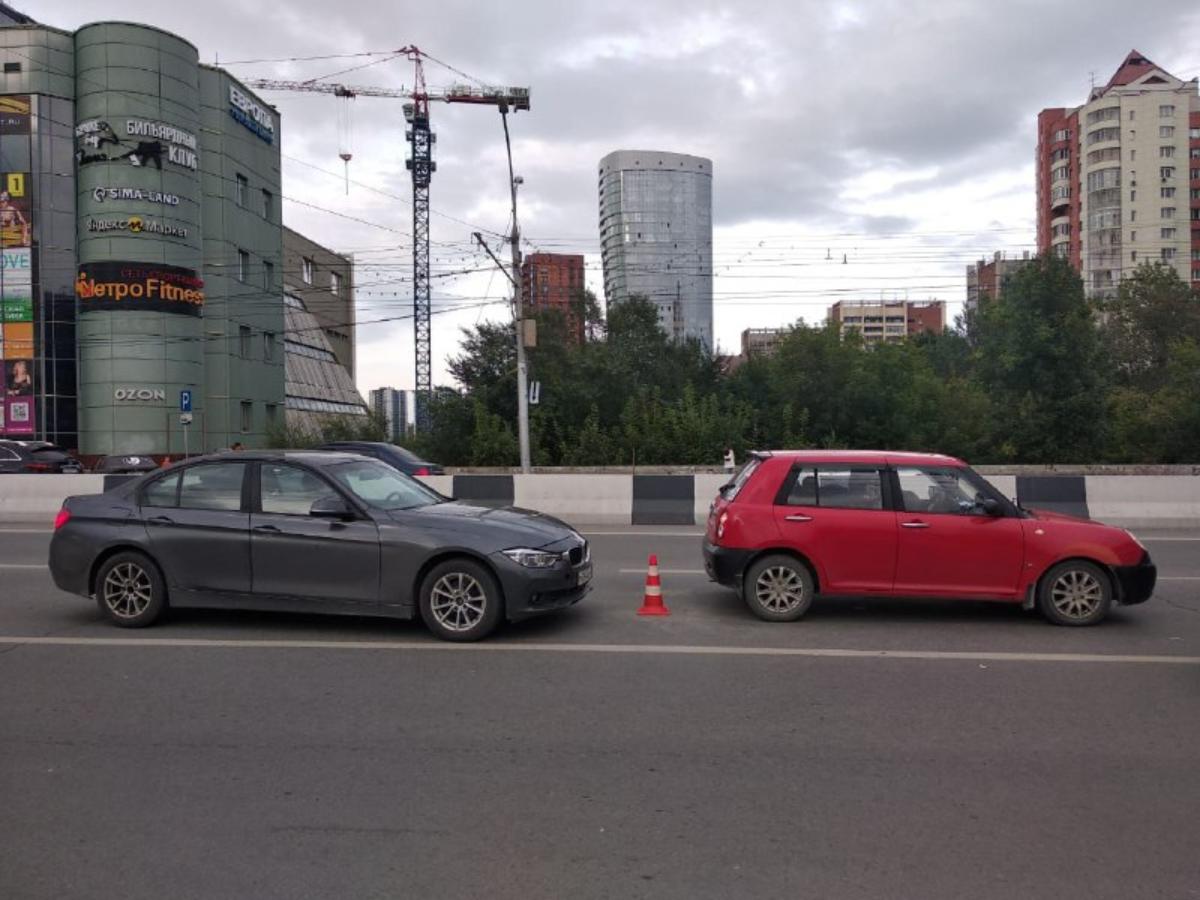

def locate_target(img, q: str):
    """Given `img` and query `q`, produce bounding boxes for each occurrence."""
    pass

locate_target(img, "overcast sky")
[35,0,1200,395]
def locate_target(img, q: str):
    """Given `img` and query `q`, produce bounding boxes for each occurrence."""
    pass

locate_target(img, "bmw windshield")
[326,459,443,511]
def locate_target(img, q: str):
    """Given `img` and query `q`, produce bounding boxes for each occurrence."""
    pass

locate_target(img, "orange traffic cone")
[637,554,670,617]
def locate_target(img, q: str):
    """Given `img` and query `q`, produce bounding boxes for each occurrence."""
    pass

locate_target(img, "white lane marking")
[1158,576,1200,581]
[581,531,704,537]
[0,529,49,534]
[0,564,46,569]
[1142,537,1200,542]
[0,635,1196,665]
[618,568,707,575]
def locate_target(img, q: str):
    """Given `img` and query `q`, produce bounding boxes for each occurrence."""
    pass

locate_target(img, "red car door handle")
[901,521,930,529]
[785,514,813,522]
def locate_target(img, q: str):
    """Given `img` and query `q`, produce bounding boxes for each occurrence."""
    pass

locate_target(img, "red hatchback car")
[703,451,1156,626]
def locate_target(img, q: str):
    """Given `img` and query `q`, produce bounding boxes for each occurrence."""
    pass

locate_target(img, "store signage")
[0,95,30,135]
[75,118,199,171]
[0,101,34,437]
[114,388,166,402]
[87,216,188,239]
[76,261,205,317]
[91,187,181,207]
[229,85,275,143]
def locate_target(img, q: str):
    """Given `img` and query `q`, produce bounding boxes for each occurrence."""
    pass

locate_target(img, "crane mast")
[247,47,529,433]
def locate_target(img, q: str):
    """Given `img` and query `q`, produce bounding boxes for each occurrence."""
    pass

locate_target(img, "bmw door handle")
[147,515,174,526]
[901,521,930,529]
[785,514,813,522]
[253,524,281,534]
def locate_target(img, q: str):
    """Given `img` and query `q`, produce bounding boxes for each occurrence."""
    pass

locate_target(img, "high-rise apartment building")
[520,252,585,343]
[369,387,408,443]
[598,150,713,347]
[1036,51,1200,298]
[965,251,1033,314]
[828,301,945,345]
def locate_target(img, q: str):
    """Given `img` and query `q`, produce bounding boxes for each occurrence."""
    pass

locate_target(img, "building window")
[1130,149,1136,162]
[263,260,274,291]
[237,249,249,282]
[265,404,277,428]
[1191,128,1200,140]
[1161,186,1176,198]
[1192,169,1200,180]
[1162,248,1177,261]
[330,271,342,297]
[1192,148,1200,159]
[1130,190,1136,201]
[1160,166,1175,180]
[1130,210,1136,221]
[302,258,314,284]
[240,401,253,433]
[1160,146,1176,158]
[1192,189,1200,201]
[1159,126,1175,139]
[1129,109,1135,121]
[1161,228,1177,240]
[1161,208,1176,219]
[1051,165,1070,181]
[1130,231,1137,242]
[264,331,276,362]
[1159,104,1175,117]
[261,189,272,220]
[1131,251,1137,262]
[235,174,247,207]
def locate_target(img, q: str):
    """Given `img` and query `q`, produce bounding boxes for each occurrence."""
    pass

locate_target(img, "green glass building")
[0,6,285,454]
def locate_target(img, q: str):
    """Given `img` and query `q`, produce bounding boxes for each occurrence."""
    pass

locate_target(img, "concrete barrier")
[3,470,1199,528]
[513,474,632,526]
[0,475,106,518]
[1085,476,1200,529]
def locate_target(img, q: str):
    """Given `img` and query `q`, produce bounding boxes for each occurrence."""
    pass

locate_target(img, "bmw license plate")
[576,563,592,586]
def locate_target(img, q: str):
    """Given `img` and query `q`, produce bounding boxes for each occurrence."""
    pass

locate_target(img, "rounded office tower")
[598,150,713,348]
[74,23,204,455]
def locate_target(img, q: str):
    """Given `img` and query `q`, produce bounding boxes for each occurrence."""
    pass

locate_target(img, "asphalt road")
[2,525,1199,899]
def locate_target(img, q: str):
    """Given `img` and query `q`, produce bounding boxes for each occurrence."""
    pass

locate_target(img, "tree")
[1101,263,1200,391]
[971,255,1106,462]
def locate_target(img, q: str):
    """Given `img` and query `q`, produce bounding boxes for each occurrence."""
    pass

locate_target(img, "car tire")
[742,554,815,622]
[95,551,167,628]
[419,558,503,642]
[1037,560,1113,627]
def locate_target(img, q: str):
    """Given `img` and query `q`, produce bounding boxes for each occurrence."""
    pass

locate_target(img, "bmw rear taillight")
[24,462,52,473]
[413,467,430,476]
[53,507,71,530]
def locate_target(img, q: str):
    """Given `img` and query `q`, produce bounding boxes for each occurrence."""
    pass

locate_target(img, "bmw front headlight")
[502,548,563,568]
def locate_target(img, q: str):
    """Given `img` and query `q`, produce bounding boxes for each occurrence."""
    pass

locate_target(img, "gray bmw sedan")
[48,451,591,641]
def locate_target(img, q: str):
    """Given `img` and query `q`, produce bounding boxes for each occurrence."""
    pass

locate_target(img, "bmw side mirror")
[310,495,354,520]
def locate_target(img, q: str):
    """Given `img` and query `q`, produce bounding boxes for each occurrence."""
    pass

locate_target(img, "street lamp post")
[500,105,531,473]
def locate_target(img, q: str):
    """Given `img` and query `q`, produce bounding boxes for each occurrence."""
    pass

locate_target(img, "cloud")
[31,0,1200,387]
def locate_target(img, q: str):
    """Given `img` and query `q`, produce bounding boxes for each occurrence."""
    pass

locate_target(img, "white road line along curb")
[0,635,1197,665]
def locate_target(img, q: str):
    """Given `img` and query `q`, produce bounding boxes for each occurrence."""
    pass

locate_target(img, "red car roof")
[754,449,966,467]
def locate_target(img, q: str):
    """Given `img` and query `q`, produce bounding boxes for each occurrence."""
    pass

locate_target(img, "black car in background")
[48,451,590,641]
[315,441,444,476]
[93,454,162,475]
[0,440,83,474]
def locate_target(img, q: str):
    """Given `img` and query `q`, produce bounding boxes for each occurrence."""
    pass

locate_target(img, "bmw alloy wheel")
[429,572,487,633]
[102,562,154,620]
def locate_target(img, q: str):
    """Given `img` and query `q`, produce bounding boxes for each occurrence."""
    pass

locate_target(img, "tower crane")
[247,46,530,430]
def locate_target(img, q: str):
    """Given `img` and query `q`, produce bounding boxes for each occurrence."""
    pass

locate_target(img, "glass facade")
[0,19,286,454]
[599,150,713,347]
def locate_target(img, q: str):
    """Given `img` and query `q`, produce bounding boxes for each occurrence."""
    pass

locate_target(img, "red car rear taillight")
[53,508,71,530]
